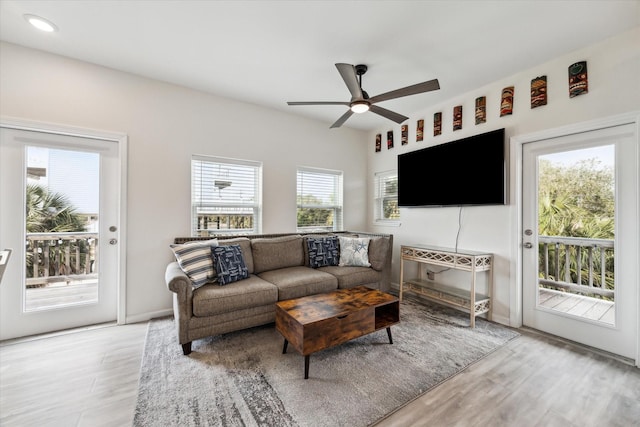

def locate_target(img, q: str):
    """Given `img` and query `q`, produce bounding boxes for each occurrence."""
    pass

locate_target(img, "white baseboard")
[126,308,173,324]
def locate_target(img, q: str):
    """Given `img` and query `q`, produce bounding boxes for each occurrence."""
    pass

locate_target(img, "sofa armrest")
[166,262,194,346]
[166,261,194,297]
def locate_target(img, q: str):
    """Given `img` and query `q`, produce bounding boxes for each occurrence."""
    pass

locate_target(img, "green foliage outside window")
[538,158,615,294]
[25,184,88,278]
[297,194,334,230]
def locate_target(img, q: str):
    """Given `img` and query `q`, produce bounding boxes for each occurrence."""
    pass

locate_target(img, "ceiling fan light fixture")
[350,101,370,114]
[24,14,58,32]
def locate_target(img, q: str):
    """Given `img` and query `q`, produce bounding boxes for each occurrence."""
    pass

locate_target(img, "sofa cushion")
[305,236,340,268]
[251,235,304,274]
[258,266,338,300]
[211,245,249,285]
[318,266,382,290]
[192,275,278,317]
[338,236,371,267]
[169,239,219,288]
[367,237,389,271]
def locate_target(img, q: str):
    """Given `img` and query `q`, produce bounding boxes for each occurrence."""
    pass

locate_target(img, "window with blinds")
[296,167,343,232]
[191,155,262,236]
[374,170,400,223]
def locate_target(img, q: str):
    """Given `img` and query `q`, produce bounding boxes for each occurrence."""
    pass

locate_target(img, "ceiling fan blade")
[330,110,354,128]
[369,105,409,124]
[368,79,440,104]
[287,101,350,106]
[335,63,363,100]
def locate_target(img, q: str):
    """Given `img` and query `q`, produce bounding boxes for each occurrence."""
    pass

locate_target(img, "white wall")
[0,42,368,321]
[368,28,640,325]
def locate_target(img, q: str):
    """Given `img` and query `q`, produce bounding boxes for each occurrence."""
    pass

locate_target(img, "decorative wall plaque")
[401,125,408,145]
[475,96,486,124]
[433,112,442,136]
[569,61,588,98]
[531,76,547,108]
[500,86,514,116]
[416,119,424,141]
[375,133,381,152]
[453,105,463,131]
[387,130,394,149]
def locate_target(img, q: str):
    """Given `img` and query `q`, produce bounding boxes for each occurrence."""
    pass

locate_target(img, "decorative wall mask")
[475,96,486,124]
[401,125,408,145]
[453,105,463,131]
[433,112,442,136]
[500,86,514,116]
[531,76,547,108]
[569,61,588,98]
[375,134,381,152]
[416,119,424,142]
[387,130,394,149]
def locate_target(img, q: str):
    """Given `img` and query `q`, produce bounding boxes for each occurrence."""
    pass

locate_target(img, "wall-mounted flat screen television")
[397,128,507,207]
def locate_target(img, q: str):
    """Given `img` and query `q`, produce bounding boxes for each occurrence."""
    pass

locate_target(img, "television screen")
[397,128,507,207]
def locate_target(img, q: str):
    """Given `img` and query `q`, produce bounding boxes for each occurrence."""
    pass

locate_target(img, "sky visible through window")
[27,146,99,215]
[541,145,614,170]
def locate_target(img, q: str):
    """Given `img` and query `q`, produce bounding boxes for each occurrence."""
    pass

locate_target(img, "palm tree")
[25,184,87,278]
[26,184,86,233]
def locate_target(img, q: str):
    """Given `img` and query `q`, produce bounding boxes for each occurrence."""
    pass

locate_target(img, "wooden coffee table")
[275,285,400,379]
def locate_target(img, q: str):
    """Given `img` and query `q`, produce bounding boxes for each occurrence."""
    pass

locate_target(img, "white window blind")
[191,155,262,236]
[374,170,400,223]
[296,167,343,232]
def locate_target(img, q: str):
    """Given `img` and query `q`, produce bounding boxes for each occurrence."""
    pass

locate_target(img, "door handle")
[109,238,118,245]
[523,242,533,249]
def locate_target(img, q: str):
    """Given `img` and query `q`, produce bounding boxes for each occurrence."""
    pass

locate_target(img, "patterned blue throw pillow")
[306,236,340,268]
[211,245,249,285]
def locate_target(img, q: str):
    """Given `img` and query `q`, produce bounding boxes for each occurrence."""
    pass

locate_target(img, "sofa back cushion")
[251,235,304,274]
[367,237,390,271]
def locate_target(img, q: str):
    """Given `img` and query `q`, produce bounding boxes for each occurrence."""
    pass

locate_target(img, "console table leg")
[386,327,393,344]
[282,339,288,354]
[304,355,310,379]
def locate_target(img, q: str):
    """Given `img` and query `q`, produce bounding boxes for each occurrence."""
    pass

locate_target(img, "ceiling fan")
[287,63,440,128]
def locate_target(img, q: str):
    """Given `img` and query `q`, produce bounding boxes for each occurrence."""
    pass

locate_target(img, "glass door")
[0,127,120,340]
[522,123,638,359]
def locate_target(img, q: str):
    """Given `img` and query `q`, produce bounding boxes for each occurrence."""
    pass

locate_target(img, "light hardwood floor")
[1,321,638,427]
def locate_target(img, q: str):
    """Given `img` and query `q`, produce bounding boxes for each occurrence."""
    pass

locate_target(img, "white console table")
[399,244,493,327]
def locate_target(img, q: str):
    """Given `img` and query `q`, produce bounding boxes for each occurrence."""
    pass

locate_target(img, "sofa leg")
[181,342,192,355]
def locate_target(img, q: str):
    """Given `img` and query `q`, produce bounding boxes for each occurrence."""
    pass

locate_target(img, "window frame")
[191,155,262,236]
[374,169,400,226]
[296,166,343,233]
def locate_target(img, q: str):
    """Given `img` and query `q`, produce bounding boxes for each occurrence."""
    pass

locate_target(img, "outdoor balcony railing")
[23,232,614,304]
[25,232,98,288]
[538,235,614,299]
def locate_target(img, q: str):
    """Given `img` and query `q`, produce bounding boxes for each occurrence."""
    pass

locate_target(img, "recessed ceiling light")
[24,14,58,33]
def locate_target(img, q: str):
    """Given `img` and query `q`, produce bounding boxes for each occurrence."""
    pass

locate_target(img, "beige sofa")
[165,231,393,354]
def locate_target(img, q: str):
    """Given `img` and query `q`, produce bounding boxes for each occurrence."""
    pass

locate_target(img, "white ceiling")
[1,1,639,130]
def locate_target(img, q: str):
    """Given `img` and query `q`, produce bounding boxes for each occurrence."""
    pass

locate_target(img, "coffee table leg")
[282,339,288,354]
[304,355,310,379]
[386,327,393,344]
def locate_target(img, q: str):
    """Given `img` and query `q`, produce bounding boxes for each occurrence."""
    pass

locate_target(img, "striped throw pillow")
[170,239,218,288]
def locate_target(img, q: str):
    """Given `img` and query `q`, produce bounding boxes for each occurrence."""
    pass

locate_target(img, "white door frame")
[0,116,128,327]
[510,111,640,367]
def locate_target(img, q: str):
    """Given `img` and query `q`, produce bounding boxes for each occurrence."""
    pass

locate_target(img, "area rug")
[133,298,519,427]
